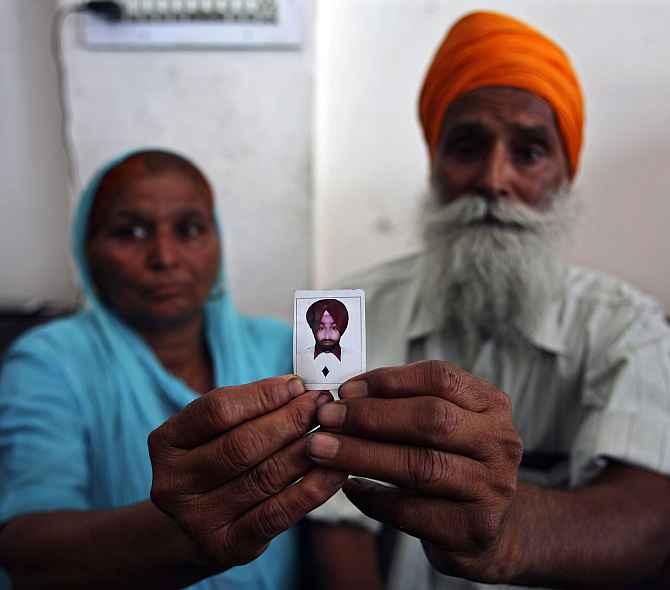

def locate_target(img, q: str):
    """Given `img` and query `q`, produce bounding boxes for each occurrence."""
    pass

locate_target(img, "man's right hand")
[148,375,346,570]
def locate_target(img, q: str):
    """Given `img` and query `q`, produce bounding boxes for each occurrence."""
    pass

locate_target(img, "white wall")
[63,1,314,320]
[315,0,670,312]
[0,0,314,321]
[0,1,75,309]
[4,0,670,318]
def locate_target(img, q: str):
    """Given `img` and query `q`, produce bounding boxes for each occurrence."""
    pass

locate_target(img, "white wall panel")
[315,0,670,311]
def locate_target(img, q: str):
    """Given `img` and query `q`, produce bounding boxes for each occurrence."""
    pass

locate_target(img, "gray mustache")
[426,196,545,230]
[422,191,575,240]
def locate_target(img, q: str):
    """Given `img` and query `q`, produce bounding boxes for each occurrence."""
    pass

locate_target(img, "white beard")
[420,187,578,351]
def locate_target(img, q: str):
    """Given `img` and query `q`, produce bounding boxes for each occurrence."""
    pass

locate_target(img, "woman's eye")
[131,225,148,239]
[112,225,149,240]
[177,221,206,239]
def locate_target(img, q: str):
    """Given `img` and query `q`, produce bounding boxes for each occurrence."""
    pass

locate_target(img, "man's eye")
[446,138,482,160]
[516,144,547,164]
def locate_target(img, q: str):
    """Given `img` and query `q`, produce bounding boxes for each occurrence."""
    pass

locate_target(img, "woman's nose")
[148,230,178,269]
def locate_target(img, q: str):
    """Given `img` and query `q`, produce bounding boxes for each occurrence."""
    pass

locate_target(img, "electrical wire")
[51,2,123,309]
[51,2,123,199]
[52,3,83,199]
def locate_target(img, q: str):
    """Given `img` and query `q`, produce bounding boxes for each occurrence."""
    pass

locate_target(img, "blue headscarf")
[72,148,284,388]
[69,149,297,589]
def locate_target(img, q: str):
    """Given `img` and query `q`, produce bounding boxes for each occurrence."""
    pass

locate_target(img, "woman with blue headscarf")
[0,150,346,588]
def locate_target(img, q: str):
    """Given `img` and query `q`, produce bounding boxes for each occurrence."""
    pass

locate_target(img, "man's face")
[421,87,578,339]
[316,310,341,349]
[431,86,570,208]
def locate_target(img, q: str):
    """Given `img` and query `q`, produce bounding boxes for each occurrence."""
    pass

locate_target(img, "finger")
[182,391,332,488]
[318,397,494,459]
[222,468,348,562]
[307,433,489,499]
[160,375,307,449]
[343,478,491,552]
[220,437,314,514]
[174,438,315,533]
[340,361,508,414]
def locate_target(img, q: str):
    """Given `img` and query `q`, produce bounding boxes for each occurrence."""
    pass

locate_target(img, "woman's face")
[86,170,221,329]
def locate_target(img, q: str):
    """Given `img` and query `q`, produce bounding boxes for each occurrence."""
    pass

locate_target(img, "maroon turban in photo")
[306,299,349,335]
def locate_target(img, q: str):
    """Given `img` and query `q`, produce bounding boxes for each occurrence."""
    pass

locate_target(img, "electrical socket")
[80,0,303,49]
[121,0,277,22]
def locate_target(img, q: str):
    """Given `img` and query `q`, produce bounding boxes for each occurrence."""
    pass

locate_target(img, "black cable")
[51,1,123,308]
[82,1,124,22]
[51,1,124,195]
[52,4,82,198]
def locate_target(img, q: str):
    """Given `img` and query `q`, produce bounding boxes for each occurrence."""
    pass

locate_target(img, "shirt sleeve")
[0,338,92,523]
[570,305,670,486]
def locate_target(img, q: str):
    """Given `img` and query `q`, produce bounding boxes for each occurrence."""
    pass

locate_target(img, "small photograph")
[293,289,366,390]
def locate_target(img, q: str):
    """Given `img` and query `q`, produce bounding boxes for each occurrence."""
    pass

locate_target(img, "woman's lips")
[146,284,190,299]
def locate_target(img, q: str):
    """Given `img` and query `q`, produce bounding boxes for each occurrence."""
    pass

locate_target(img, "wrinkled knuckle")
[256,499,294,540]
[177,496,209,534]
[499,428,523,466]
[475,433,498,462]
[494,389,513,413]
[406,361,427,390]
[428,360,446,390]
[407,447,449,489]
[289,401,314,435]
[491,471,517,501]
[471,510,504,552]
[258,378,288,411]
[433,360,464,396]
[300,476,332,507]
[420,399,458,446]
[220,432,259,474]
[204,395,230,430]
[151,478,192,519]
[250,455,285,498]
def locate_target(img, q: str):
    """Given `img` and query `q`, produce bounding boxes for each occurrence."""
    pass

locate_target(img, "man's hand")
[308,360,523,583]
[149,375,347,570]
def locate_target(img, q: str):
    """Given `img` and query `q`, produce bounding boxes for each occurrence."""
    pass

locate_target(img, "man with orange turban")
[308,10,670,590]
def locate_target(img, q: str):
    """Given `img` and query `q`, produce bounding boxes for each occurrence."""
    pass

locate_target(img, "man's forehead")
[442,86,559,132]
[320,310,334,322]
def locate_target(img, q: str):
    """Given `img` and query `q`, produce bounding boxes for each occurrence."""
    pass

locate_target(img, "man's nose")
[148,229,178,269]
[475,142,513,201]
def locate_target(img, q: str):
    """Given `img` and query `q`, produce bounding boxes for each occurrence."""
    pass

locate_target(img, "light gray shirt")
[342,253,670,590]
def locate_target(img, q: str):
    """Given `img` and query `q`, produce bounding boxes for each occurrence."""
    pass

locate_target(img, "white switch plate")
[80,0,303,49]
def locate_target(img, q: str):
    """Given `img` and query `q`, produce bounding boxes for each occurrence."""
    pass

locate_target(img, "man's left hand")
[308,360,523,583]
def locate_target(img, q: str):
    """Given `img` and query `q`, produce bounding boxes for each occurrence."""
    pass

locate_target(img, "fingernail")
[326,470,348,486]
[318,402,346,429]
[316,392,333,407]
[309,433,340,460]
[288,378,305,397]
[340,380,368,398]
[345,477,376,491]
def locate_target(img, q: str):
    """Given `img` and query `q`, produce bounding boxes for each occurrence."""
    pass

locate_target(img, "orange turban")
[419,11,584,177]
